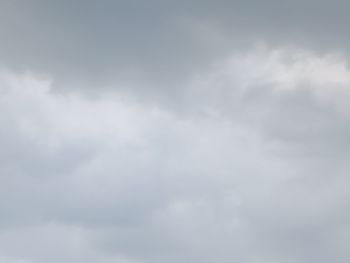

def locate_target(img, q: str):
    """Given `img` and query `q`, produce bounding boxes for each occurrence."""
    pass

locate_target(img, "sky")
[1,0,350,262]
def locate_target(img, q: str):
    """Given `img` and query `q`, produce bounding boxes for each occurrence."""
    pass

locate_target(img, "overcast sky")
[1,1,350,262]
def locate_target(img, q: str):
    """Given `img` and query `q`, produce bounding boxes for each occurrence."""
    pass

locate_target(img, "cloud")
[0,45,350,262]
[2,0,350,95]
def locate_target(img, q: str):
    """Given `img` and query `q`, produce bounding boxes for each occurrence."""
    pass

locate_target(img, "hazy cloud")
[1,0,350,95]
[1,1,350,263]
[1,45,350,262]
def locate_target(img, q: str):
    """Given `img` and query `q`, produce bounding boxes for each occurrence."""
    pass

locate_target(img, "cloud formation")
[1,42,350,263]
[2,0,350,94]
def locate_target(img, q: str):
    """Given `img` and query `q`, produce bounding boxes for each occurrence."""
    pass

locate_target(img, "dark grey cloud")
[1,0,350,98]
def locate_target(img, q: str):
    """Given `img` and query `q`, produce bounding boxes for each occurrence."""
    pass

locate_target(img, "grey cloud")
[1,2,350,263]
[2,0,350,98]
[1,48,350,262]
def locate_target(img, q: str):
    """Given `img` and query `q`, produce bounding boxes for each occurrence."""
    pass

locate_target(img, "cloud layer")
[1,44,350,262]
[2,0,350,93]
